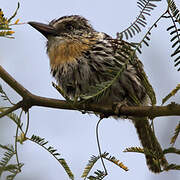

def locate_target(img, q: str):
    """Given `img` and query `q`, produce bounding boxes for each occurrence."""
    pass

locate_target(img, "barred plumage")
[28,15,168,172]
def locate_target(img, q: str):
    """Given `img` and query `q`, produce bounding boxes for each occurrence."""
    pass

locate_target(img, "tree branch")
[0,65,180,119]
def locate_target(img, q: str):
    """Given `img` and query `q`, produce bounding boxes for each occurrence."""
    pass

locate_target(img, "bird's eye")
[65,23,73,31]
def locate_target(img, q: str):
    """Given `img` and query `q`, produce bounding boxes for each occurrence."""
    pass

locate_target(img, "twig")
[24,111,29,136]
[96,118,107,175]
[0,101,23,118]
[14,109,23,172]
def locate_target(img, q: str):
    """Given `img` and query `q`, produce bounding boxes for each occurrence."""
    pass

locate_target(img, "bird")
[28,15,168,173]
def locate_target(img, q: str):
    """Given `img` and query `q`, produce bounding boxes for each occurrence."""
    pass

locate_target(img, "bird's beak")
[28,21,57,38]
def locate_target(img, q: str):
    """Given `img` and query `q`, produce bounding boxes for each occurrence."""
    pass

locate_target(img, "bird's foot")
[113,100,128,117]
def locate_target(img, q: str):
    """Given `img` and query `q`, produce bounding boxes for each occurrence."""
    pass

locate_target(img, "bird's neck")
[47,37,91,69]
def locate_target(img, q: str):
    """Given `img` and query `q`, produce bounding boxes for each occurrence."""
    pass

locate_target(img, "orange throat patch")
[48,39,90,68]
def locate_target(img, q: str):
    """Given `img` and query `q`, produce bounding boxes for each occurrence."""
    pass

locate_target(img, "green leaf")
[164,163,180,171]
[82,152,128,179]
[103,155,128,171]
[0,84,14,104]
[0,145,16,177]
[167,0,180,71]
[0,108,22,128]
[87,170,106,180]
[0,3,20,38]
[162,84,180,104]
[29,135,74,179]
[117,0,160,39]
[170,121,180,145]
[163,147,180,154]
[79,62,127,104]
[59,159,74,180]
[124,146,144,154]
[82,153,108,179]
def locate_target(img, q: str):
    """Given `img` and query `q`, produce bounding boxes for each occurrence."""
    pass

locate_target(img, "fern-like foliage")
[163,147,180,155]
[59,159,74,180]
[124,146,160,159]
[130,31,153,54]
[0,107,23,129]
[168,0,180,21]
[117,0,161,40]
[30,135,74,180]
[79,62,127,103]
[124,146,145,154]
[79,80,113,103]
[164,163,180,170]
[124,146,161,159]
[6,111,21,126]
[0,144,23,180]
[103,155,128,171]
[0,2,20,38]
[4,163,23,180]
[0,145,15,176]
[87,170,106,180]
[124,146,179,170]
[162,84,180,104]
[81,152,108,179]
[170,121,180,145]
[167,0,180,71]
[82,152,128,179]
[0,84,14,105]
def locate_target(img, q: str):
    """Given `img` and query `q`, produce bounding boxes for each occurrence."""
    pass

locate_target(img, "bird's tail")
[133,117,168,173]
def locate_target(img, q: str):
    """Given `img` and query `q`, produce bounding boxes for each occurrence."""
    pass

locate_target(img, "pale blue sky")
[0,0,180,179]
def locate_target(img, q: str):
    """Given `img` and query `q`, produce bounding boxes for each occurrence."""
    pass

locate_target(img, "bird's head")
[28,15,96,66]
[28,15,94,39]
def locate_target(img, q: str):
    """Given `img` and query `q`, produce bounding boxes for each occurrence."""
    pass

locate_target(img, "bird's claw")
[113,100,128,117]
